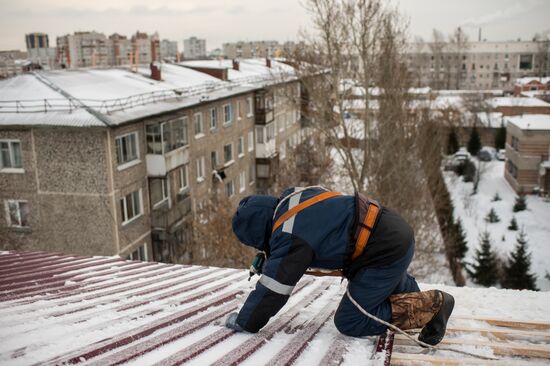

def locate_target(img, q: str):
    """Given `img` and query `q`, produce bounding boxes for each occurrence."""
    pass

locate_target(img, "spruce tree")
[502,229,538,291]
[492,192,501,202]
[452,219,468,263]
[470,231,499,287]
[513,194,527,212]
[485,208,500,223]
[508,217,518,231]
[494,122,506,149]
[447,128,459,155]
[467,126,482,156]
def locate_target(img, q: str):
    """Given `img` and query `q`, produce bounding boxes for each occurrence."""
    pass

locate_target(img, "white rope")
[345,288,499,361]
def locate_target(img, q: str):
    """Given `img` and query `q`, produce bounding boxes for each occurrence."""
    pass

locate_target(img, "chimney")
[478,28,482,42]
[266,58,271,68]
[232,59,239,71]
[150,62,161,81]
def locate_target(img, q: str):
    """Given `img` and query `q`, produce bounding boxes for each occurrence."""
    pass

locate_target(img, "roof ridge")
[32,71,111,127]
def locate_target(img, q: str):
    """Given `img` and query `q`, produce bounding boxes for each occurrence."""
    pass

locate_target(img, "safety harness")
[271,189,381,278]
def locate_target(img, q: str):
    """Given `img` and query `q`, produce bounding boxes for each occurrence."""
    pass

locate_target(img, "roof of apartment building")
[0,59,296,128]
[506,114,550,131]
[488,96,550,108]
[515,77,550,86]
[1,250,549,365]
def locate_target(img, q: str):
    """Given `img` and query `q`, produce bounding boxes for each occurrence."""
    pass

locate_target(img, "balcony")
[150,192,192,230]
[146,145,189,177]
[254,90,274,125]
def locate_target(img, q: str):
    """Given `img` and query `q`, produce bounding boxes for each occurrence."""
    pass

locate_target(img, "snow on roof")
[520,90,550,98]
[515,77,550,86]
[488,97,550,108]
[1,250,550,365]
[506,114,550,131]
[476,112,504,128]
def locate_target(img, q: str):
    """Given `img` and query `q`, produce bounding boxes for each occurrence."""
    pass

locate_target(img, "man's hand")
[225,312,244,332]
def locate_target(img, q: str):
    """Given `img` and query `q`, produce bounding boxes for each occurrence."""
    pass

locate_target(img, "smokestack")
[150,62,161,81]
[478,28,482,42]
[232,59,239,71]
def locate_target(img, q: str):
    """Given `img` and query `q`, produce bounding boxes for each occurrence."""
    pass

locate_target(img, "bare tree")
[429,29,447,89]
[448,27,470,90]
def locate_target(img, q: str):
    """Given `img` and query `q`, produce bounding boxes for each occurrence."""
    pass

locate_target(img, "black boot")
[418,290,455,346]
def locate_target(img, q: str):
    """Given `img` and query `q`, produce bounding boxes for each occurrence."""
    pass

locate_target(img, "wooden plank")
[454,315,550,330]
[391,352,505,365]
[446,325,550,341]
[395,335,550,359]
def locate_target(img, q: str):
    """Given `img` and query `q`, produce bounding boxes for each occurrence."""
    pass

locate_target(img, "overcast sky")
[1,0,549,51]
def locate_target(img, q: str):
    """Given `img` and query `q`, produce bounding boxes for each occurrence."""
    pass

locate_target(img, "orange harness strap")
[351,199,380,261]
[272,191,342,233]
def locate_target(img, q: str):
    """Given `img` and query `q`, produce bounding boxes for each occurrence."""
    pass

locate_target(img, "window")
[256,126,265,144]
[239,171,246,192]
[0,140,22,170]
[147,118,187,154]
[225,180,235,198]
[237,100,242,120]
[223,103,233,125]
[196,156,205,182]
[246,97,253,117]
[224,143,233,164]
[120,190,142,224]
[5,200,29,227]
[257,163,270,178]
[127,244,147,261]
[178,165,189,191]
[519,54,533,70]
[280,143,286,159]
[150,178,168,207]
[507,160,518,179]
[115,132,139,165]
[194,112,204,136]
[266,123,275,142]
[249,164,255,184]
[146,124,162,154]
[238,136,244,157]
[511,136,519,151]
[210,108,217,130]
[248,131,254,152]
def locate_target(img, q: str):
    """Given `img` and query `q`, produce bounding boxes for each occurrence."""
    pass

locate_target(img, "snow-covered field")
[445,160,550,291]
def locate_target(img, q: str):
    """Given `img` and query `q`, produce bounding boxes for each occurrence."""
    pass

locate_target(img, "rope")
[345,288,499,361]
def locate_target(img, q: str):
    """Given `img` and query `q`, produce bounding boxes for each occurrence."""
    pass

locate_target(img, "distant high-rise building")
[25,32,56,70]
[183,37,207,59]
[222,40,281,59]
[160,39,178,62]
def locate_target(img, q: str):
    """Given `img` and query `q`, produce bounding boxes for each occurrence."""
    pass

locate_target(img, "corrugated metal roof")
[1,251,549,365]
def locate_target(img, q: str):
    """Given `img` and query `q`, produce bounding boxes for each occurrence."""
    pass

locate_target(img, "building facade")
[0,59,304,263]
[183,37,207,59]
[160,40,179,62]
[25,33,56,70]
[505,115,550,193]
[222,40,281,59]
[405,40,550,91]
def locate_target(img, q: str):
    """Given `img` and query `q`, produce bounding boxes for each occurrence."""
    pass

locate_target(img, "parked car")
[453,147,471,162]
[496,149,506,161]
[478,146,496,162]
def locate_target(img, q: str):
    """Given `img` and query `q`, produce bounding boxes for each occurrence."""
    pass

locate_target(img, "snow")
[505,114,550,131]
[515,77,550,86]
[444,160,550,291]
[488,96,550,108]
[476,112,504,128]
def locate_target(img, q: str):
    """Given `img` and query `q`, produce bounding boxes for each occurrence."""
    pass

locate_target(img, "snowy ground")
[444,160,550,291]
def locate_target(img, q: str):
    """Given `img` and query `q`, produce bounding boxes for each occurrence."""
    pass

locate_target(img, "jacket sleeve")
[235,234,314,333]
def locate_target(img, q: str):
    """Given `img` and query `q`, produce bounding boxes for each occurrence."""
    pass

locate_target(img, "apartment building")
[160,40,179,62]
[56,31,161,69]
[0,50,29,79]
[183,37,207,59]
[0,59,302,263]
[222,41,281,59]
[505,114,550,193]
[405,40,550,91]
[25,33,56,70]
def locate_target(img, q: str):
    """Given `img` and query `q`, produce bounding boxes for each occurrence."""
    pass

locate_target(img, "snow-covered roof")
[1,250,550,365]
[515,77,550,86]
[506,114,550,131]
[0,60,295,127]
[476,112,504,128]
[520,90,550,98]
[488,97,550,108]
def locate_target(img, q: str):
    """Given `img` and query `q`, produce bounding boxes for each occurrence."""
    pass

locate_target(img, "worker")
[225,186,454,346]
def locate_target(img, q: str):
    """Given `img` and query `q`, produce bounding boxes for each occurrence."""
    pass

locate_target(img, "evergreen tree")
[485,208,500,223]
[462,160,476,182]
[452,219,468,263]
[513,194,527,212]
[508,217,518,231]
[502,229,538,290]
[492,192,501,202]
[470,231,499,287]
[494,122,506,149]
[467,126,482,156]
[447,128,459,155]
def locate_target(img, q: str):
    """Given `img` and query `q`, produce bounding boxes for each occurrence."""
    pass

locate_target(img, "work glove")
[225,312,244,332]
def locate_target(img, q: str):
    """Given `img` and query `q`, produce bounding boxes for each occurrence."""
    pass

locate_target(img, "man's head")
[232,195,278,251]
